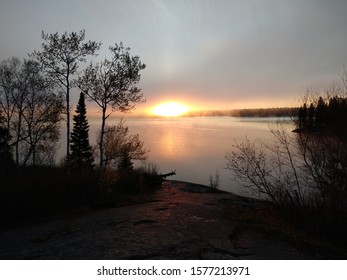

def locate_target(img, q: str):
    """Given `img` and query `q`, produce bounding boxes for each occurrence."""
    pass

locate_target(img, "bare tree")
[32,30,101,171]
[226,137,282,203]
[226,125,312,207]
[0,57,63,166]
[101,119,148,170]
[78,42,146,167]
[0,116,13,176]
[296,131,347,214]
[0,57,28,165]
[226,73,347,217]
[21,60,63,166]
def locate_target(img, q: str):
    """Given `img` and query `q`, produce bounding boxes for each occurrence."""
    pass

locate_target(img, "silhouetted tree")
[117,149,133,171]
[229,74,347,234]
[0,125,14,176]
[101,119,148,170]
[70,92,94,171]
[298,103,307,130]
[21,60,63,166]
[78,42,146,167]
[315,96,327,130]
[326,96,347,139]
[32,30,101,172]
[0,57,27,165]
[307,103,315,130]
[0,57,62,166]
[297,92,347,137]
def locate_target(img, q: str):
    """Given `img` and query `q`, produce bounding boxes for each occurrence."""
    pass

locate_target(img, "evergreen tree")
[298,103,307,130]
[307,103,315,130]
[117,148,133,171]
[315,96,327,129]
[70,92,94,171]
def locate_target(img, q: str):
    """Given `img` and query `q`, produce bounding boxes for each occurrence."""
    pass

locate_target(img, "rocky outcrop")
[0,181,320,259]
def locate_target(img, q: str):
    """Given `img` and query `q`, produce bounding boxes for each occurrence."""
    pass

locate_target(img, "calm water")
[62,116,287,195]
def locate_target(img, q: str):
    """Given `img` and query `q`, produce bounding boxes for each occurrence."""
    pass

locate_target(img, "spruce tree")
[117,149,133,171]
[315,96,327,130]
[70,92,94,171]
[307,103,315,130]
[298,103,307,130]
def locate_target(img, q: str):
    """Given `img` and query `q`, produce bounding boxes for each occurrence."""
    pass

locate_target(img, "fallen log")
[157,170,176,179]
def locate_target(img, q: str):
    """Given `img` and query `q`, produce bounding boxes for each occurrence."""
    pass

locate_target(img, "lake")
[61,116,288,195]
[100,116,288,195]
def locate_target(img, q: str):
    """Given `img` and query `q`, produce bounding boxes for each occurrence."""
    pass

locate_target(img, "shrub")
[209,170,220,191]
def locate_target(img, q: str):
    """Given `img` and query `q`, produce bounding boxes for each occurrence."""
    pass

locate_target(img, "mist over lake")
[60,116,288,195]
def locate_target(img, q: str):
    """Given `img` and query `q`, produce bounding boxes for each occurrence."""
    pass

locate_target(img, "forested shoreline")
[183,107,297,118]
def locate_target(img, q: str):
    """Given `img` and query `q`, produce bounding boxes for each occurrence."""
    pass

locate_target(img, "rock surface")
[0,181,319,259]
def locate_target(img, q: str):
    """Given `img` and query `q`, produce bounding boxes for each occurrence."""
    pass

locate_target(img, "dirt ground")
[0,180,330,259]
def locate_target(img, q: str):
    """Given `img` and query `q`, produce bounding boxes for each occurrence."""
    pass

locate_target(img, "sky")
[1,0,347,114]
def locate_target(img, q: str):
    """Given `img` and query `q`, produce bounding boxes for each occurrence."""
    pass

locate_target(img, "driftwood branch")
[157,170,176,179]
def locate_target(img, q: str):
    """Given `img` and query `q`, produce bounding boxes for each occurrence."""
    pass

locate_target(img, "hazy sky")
[1,0,347,113]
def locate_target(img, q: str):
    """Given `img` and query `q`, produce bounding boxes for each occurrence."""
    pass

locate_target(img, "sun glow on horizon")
[151,102,189,117]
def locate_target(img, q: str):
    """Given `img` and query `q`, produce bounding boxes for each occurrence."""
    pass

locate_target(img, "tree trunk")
[32,144,36,166]
[15,105,24,166]
[66,66,71,176]
[99,107,106,168]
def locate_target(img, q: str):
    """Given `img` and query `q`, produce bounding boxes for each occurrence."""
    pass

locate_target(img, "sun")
[151,102,189,117]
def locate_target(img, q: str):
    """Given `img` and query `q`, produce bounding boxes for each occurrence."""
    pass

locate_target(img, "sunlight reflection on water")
[117,117,287,195]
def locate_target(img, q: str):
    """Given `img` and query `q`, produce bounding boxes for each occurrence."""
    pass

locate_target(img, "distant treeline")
[184,107,298,118]
[297,96,347,136]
